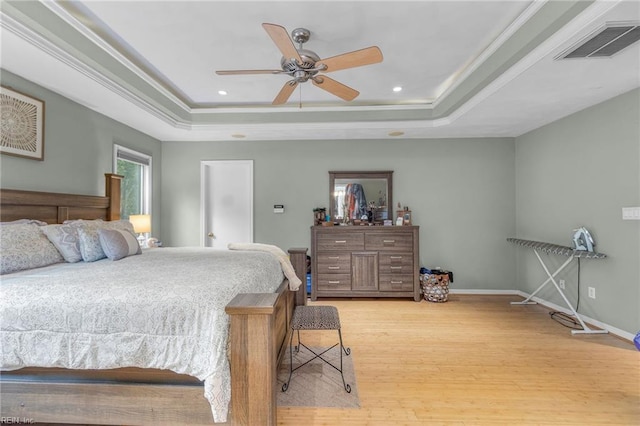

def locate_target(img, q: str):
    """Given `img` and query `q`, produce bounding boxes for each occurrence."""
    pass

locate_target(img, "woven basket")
[421,273,450,303]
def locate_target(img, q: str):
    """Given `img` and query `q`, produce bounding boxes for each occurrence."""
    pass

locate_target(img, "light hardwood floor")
[277,295,639,426]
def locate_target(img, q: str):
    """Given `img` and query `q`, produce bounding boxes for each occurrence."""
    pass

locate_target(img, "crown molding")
[0,8,191,130]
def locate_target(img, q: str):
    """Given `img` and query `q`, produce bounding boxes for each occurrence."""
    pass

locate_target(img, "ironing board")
[507,238,608,335]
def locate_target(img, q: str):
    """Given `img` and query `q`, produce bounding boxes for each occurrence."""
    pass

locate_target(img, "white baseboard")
[449,289,521,295]
[449,289,635,342]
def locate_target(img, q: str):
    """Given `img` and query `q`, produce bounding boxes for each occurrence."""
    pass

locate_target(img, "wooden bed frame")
[0,174,308,425]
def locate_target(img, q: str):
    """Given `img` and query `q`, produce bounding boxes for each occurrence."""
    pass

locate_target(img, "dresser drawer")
[316,274,351,291]
[379,252,413,272]
[317,253,351,274]
[379,274,414,291]
[365,233,413,251]
[380,252,413,267]
[379,263,414,274]
[317,232,364,251]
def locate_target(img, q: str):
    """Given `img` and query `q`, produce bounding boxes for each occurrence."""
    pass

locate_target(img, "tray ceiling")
[1,0,638,142]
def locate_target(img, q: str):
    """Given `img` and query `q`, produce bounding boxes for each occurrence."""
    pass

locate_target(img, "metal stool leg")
[281,326,297,392]
[338,328,351,393]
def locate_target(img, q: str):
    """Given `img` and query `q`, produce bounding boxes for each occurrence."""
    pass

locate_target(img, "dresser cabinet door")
[351,252,378,291]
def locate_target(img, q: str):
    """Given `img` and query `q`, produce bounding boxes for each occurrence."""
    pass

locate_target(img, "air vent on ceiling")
[557,22,640,59]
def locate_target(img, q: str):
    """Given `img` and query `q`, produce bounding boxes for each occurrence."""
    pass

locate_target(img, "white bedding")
[0,247,286,423]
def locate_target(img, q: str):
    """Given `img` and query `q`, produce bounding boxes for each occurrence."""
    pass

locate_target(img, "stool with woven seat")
[281,305,351,393]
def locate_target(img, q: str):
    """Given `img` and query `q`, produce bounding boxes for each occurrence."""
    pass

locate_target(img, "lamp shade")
[129,214,151,233]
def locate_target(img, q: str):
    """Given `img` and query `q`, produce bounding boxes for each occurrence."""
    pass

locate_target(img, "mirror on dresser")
[329,171,393,223]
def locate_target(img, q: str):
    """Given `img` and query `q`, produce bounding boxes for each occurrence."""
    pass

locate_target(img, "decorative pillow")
[76,220,136,262]
[41,223,83,263]
[0,223,64,274]
[98,228,141,260]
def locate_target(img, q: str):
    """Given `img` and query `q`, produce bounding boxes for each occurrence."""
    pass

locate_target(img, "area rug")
[276,345,360,408]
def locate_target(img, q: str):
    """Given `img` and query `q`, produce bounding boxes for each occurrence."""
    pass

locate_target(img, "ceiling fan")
[215,23,383,105]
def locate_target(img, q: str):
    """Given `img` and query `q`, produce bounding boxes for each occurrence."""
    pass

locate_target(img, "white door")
[200,160,253,249]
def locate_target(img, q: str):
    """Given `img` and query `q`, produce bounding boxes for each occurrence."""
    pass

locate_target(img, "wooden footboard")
[0,176,309,425]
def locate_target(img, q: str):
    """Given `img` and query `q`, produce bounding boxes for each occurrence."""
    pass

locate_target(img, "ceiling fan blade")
[312,75,359,101]
[273,80,298,105]
[318,46,383,73]
[262,23,302,63]
[216,69,284,75]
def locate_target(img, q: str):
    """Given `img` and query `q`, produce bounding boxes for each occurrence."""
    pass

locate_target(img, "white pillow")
[0,223,64,274]
[98,228,141,261]
[41,223,83,263]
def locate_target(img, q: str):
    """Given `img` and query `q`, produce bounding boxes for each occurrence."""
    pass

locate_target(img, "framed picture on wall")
[0,86,45,161]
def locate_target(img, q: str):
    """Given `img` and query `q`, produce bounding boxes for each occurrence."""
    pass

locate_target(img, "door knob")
[208,232,216,239]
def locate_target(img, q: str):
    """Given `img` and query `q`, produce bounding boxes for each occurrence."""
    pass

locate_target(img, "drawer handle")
[328,280,340,284]
[390,266,402,270]
[328,256,340,259]
[327,266,340,270]
[391,280,403,284]
[390,256,403,259]
[335,240,347,244]
[383,240,395,243]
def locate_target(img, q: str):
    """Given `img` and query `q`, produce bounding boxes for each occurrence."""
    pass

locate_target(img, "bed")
[0,174,308,425]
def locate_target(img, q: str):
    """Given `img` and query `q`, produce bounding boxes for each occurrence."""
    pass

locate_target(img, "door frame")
[199,160,254,247]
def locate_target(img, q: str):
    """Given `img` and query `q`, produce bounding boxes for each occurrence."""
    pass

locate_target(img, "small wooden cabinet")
[311,225,420,301]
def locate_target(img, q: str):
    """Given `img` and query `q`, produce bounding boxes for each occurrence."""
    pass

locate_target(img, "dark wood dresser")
[310,225,420,301]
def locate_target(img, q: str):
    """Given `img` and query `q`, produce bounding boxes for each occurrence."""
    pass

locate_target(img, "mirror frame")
[329,170,393,222]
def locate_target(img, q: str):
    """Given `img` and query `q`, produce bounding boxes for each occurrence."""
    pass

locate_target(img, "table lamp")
[129,214,151,247]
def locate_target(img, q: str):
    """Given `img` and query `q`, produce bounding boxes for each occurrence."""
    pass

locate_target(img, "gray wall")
[160,137,517,291]
[0,70,163,233]
[515,88,640,334]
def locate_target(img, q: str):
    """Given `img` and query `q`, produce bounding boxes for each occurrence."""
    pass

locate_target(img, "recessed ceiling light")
[231,133,246,138]
[392,86,402,92]
[388,131,404,137]
[218,90,228,96]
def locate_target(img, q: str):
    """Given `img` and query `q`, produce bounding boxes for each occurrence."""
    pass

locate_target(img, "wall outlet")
[559,279,565,289]
[588,287,596,299]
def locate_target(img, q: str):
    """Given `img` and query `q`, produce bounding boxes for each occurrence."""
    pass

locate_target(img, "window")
[114,145,151,220]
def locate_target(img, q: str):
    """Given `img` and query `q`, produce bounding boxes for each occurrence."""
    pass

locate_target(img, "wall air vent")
[557,22,640,59]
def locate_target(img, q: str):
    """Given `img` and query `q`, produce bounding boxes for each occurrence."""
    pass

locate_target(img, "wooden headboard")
[0,174,122,224]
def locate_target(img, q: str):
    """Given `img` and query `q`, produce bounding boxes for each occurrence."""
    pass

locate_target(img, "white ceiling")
[1,0,639,142]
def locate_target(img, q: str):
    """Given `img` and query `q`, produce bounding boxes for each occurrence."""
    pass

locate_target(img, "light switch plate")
[622,207,640,220]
